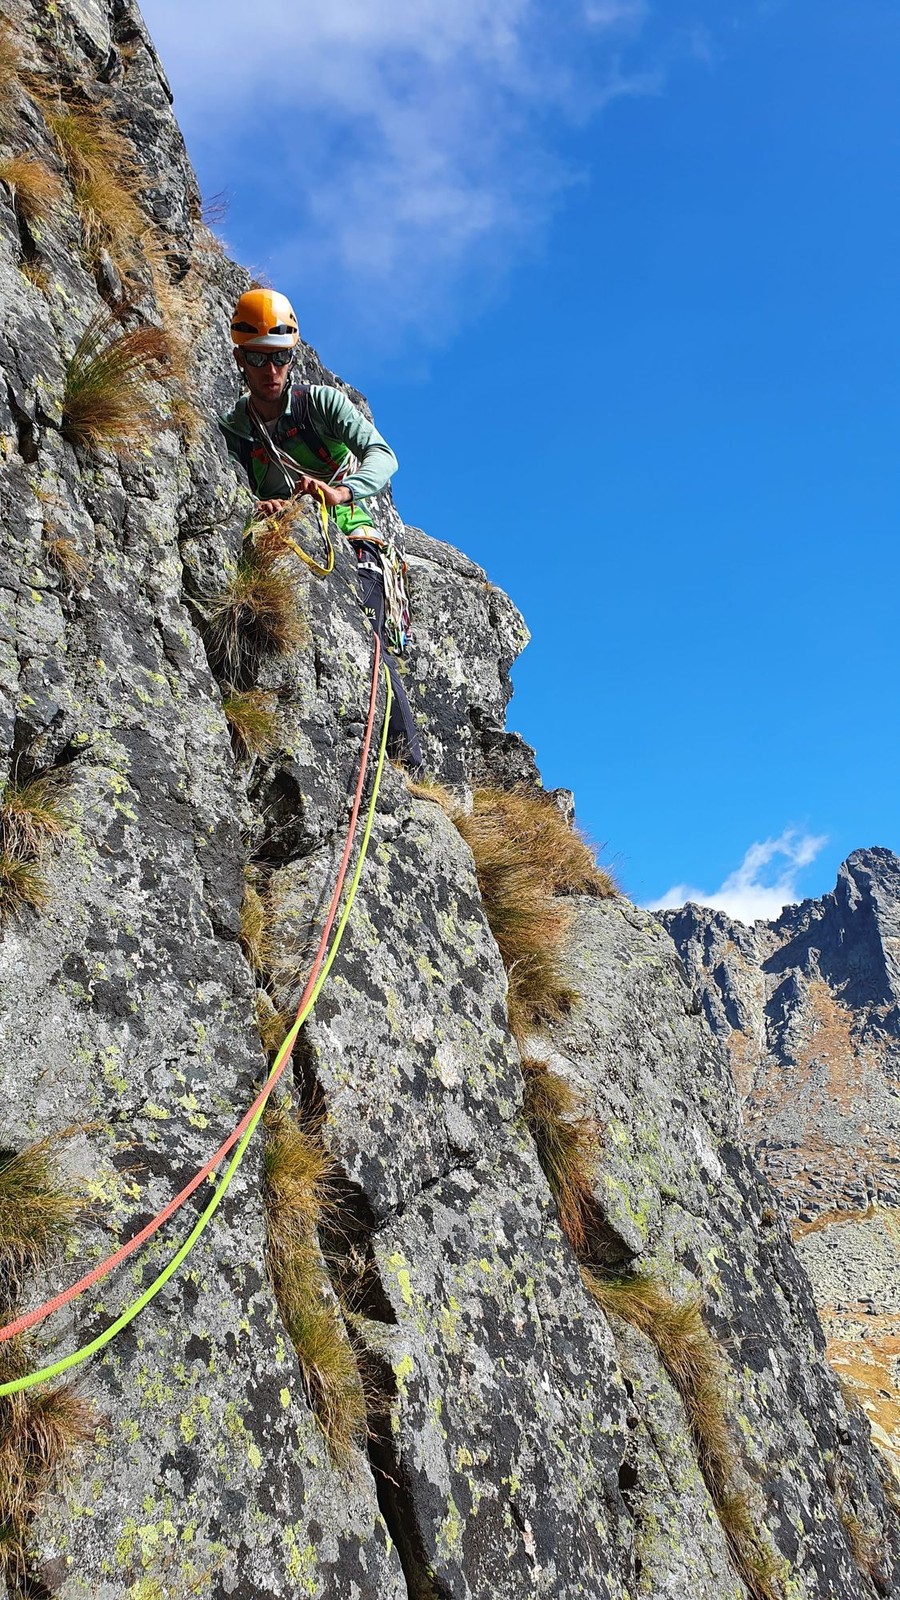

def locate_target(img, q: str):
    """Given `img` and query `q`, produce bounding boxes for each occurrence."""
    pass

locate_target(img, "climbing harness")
[0,647,393,1397]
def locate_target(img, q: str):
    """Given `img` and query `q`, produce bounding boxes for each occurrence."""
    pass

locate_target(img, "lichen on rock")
[0,1,897,1596]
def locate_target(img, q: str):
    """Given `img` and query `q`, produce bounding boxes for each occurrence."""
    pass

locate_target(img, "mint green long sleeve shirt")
[219,383,398,522]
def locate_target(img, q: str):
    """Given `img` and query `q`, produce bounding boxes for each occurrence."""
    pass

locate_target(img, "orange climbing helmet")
[230,289,299,349]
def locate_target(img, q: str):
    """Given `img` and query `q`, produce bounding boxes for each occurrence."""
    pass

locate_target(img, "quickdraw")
[0,642,392,1397]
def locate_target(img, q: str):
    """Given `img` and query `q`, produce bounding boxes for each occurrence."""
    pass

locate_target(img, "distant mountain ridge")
[662,850,900,1478]
[660,847,900,1219]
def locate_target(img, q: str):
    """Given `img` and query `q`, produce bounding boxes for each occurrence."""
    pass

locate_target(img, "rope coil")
[279,484,334,578]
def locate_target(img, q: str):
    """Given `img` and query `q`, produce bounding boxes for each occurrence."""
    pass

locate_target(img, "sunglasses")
[241,348,293,368]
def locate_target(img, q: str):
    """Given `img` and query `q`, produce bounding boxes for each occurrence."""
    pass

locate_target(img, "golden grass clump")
[264,1106,367,1465]
[475,787,615,899]
[223,689,279,759]
[452,791,578,1042]
[584,1271,784,1600]
[249,500,332,573]
[0,1340,94,1591]
[716,1494,787,1599]
[586,1274,734,1492]
[0,21,21,131]
[0,774,70,918]
[255,992,288,1055]
[19,257,49,293]
[208,543,307,679]
[1,778,68,859]
[0,1143,78,1299]
[240,877,272,976]
[404,773,456,809]
[0,853,48,917]
[167,387,205,449]
[830,1466,887,1581]
[0,156,63,227]
[521,1058,599,1255]
[45,103,148,276]
[62,311,176,453]
[451,787,615,1042]
[43,533,86,583]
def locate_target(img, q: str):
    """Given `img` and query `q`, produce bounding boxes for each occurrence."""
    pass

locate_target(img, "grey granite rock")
[0,1,897,1597]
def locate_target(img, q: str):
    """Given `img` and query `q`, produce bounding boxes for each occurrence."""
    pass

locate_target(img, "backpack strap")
[228,430,256,480]
[289,385,346,477]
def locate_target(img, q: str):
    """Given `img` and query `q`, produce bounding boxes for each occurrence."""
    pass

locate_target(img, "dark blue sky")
[142,0,899,918]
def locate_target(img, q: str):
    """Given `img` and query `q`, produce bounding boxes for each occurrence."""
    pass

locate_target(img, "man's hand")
[295,475,351,509]
[257,497,289,518]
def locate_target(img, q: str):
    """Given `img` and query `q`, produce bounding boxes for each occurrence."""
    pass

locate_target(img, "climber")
[219,288,423,771]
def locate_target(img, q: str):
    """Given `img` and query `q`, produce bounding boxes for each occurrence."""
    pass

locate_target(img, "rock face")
[1,3,899,1598]
[661,851,900,1480]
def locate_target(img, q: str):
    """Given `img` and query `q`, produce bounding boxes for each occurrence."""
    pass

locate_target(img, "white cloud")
[584,0,649,28]
[140,0,676,345]
[649,829,829,924]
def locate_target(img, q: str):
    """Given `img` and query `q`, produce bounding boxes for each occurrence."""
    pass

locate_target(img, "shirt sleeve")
[307,386,398,501]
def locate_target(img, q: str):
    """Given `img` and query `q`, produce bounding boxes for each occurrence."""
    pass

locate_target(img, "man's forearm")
[309,387,398,500]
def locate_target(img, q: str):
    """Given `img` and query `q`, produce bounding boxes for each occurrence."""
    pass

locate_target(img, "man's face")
[235,347,291,407]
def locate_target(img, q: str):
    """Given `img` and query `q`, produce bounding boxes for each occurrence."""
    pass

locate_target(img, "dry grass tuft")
[43,533,86,582]
[249,500,332,571]
[0,775,69,917]
[837,1501,882,1576]
[264,1105,367,1466]
[716,1494,787,1598]
[200,189,229,228]
[45,102,148,277]
[449,787,616,1041]
[19,257,49,293]
[255,992,288,1055]
[404,773,456,810]
[880,1462,900,1519]
[585,1275,733,1492]
[0,1143,78,1300]
[475,787,616,899]
[452,791,577,1042]
[240,878,272,976]
[62,311,176,454]
[0,1340,94,1591]
[522,1058,599,1254]
[1,777,68,859]
[208,544,307,679]
[167,387,205,448]
[0,156,63,227]
[0,853,49,917]
[223,689,279,760]
[0,22,21,130]
[584,1270,784,1600]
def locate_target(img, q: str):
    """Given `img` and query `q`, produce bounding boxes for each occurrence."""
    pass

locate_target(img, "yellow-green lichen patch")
[438,1495,463,1556]
[393,1352,415,1397]
[387,1250,414,1306]
[281,1524,318,1593]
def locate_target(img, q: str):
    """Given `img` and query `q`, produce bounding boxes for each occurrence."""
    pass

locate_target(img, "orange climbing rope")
[0,629,384,1346]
